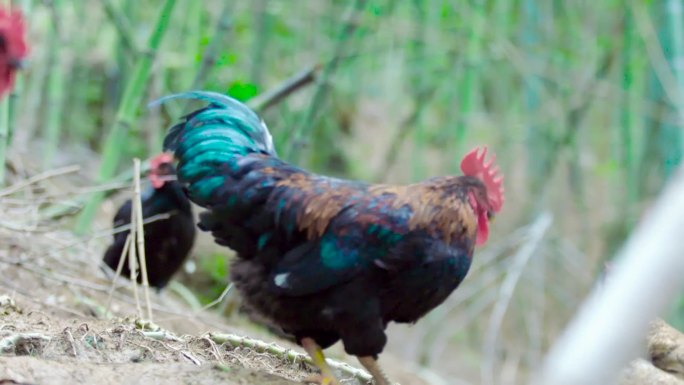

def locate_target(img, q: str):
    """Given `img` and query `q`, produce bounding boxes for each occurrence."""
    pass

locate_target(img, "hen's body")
[103,179,195,289]
[159,91,502,382]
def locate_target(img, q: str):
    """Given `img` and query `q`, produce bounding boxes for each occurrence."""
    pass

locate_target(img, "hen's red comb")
[150,152,174,170]
[460,146,504,212]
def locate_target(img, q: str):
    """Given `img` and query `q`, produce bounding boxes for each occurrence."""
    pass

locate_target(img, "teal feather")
[320,233,359,270]
[189,177,226,202]
[154,91,277,207]
[154,90,275,156]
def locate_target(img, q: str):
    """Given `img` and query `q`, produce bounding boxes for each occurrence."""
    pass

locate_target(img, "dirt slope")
[0,175,434,385]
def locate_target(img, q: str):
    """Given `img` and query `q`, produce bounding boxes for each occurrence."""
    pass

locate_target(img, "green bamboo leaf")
[227,81,259,102]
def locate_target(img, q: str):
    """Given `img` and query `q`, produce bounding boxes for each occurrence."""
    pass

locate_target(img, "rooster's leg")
[301,337,339,385]
[358,356,396,385]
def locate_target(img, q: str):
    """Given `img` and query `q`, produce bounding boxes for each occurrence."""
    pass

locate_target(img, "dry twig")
[0,165,80,198]
[104,234,131,317]
[133,158,153,321]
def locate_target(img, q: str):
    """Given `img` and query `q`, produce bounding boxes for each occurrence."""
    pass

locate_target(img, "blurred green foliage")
[7,0,684,379]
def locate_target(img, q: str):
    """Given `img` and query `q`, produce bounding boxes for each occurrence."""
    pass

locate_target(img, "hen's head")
[460,146,504,246]
[0,7,27,97]
[149,153,175,189]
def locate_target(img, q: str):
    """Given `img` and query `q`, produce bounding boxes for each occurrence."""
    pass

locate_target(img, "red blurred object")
[0,7,27,98]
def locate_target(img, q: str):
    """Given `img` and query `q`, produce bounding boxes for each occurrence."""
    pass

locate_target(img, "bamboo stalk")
[521,0,545,192]
[375,87,438,181]
[100,0,138,57]
[533,50,616,203]
[409,0,427,181]
[621,9,639,214]
[634,1,683,181]
[42,0,65,170]
[146,66,164,152]
[0,97,9,186]
[5,0,30,149]
[454,0,484,154]
[17,6,48,146]
[249,0,269,88]
[111,0,135,108]
[179,0,202,89]
[665,0,684,172]
[189,1,232,90]
[6,75,21,148]
[0,2,30,186]
[284,0,367,162]
[75,0,178,234]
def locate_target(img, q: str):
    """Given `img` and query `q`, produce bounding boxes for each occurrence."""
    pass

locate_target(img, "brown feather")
[277,174,479,245]
[276,175,358,238]
[370,178,477,244]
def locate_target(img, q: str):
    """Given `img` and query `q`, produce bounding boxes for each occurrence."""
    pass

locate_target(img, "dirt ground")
[0,172,434,385]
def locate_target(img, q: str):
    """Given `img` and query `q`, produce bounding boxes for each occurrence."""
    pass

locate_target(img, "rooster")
[103,153,196,290]
[0,6,27,98]
[157,91,504,385]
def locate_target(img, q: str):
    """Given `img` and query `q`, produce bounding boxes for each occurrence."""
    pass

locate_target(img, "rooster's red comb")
[460,146,504,212]
[150,152,174,170]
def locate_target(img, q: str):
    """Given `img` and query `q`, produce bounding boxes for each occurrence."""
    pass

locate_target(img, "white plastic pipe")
[539,166,684,385]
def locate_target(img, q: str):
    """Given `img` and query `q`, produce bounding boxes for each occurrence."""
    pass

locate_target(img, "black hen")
[102,153,196,290]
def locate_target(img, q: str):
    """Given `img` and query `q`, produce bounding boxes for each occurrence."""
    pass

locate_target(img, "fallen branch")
[248,64,321,112]
[0,333,51,354]
[208,332,372,384]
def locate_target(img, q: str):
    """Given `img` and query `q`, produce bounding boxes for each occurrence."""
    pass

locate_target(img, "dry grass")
[0,160,441,385]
